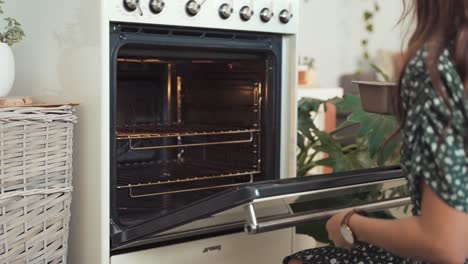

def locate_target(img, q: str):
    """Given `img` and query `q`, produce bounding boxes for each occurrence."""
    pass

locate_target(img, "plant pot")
[352,81,397,115]
[298,65,319,88]
[0,43,15,97]
[298,65,308,86]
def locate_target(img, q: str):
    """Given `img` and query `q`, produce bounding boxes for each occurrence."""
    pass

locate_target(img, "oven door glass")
[111,166,409,251]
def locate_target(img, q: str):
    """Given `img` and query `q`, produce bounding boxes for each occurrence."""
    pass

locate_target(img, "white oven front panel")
[111,229,294,264]
[108,0,299,34]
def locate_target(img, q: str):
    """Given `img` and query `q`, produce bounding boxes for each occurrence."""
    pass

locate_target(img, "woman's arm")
[327,182,468,263]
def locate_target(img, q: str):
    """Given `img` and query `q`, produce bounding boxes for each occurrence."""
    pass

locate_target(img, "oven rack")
[117,170,260,197]
[117,127,260,150]
[116,128,260,139]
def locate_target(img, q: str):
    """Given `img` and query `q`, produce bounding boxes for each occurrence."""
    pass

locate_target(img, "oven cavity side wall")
[281,34,298,181]
[7,1,109,264]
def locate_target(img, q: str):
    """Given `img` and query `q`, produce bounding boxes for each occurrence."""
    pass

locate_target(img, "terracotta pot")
[298,65,308,86]
[352,81,397,115]
[298,66,319,87]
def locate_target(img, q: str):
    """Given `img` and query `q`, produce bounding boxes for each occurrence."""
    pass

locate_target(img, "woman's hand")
[326,212,353,250]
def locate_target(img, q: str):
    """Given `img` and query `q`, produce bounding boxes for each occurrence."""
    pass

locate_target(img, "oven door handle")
[244,196,411,235]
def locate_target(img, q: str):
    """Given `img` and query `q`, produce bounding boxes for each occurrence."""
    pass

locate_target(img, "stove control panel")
[112,0,298,34]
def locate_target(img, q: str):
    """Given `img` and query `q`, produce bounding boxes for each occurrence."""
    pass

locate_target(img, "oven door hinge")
[110,219,122,235]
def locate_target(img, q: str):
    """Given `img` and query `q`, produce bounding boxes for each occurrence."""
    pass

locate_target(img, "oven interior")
[113,44,278,226]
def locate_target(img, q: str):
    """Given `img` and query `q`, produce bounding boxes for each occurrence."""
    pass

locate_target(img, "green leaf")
[298,97,325,114]
[297,162,317,177]
[366,24,374,33]
[368,117,396,158]
[364,11,373,21]
[355,149,375,168]
[361,39,368,46]
[297,132,306,149]
[316,152,353,173]
[297,118,316,142]
[377,126,401,166]
[348,110,380,136]
[314,157,335,168]
[315,131,342,152]
[370,63,391,82]
[333,95,361,113]
[364,51,370,60]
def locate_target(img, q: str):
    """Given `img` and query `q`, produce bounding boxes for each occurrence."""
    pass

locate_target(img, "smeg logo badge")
[202,245,222,253]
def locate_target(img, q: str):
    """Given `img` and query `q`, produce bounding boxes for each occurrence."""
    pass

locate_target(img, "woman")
[285,0,468,263]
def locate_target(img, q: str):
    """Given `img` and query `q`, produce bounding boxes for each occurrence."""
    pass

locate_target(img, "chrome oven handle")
[244,197,411,234]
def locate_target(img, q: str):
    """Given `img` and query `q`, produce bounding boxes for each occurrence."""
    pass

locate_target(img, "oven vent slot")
[204,33,234,39]
[235,34,260,41]
[120,27,140,33]
[141,28,171,35]
[115,24,274,43]
[171,30,205,37]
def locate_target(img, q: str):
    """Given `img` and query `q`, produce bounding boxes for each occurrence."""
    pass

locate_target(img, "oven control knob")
[260,8,273,22]
[124,0,143,15]
[279,9,293,24]
[150,0,165,14]
[240,6,254,21]
[219,3,233,19]
[186,0,201,16]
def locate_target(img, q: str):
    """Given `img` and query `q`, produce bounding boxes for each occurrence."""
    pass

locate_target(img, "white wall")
[299,0,406,87]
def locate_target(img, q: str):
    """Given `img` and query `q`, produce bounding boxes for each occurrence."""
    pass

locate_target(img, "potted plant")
[352,0,400,115]
[295,95,407,243]
[298,56,319,87]
[0,0,25,97]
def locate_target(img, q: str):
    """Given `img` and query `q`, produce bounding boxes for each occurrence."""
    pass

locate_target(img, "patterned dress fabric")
[283,48,468,264]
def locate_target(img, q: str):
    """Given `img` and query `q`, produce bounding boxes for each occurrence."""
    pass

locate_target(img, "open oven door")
[110,165,410,252]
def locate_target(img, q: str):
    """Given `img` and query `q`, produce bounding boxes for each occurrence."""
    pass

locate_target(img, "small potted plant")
[0,0,25,97]
[298,56,319,88]
[352,0,399,115]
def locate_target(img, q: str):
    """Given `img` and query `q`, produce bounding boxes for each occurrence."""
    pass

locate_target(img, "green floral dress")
[401,48,468,215]
[283,48,468,264]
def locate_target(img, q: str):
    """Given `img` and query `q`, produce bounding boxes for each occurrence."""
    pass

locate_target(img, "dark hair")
[397,0,468,121]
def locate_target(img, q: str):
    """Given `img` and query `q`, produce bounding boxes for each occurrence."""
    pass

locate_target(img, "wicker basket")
[0,106,76,264]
